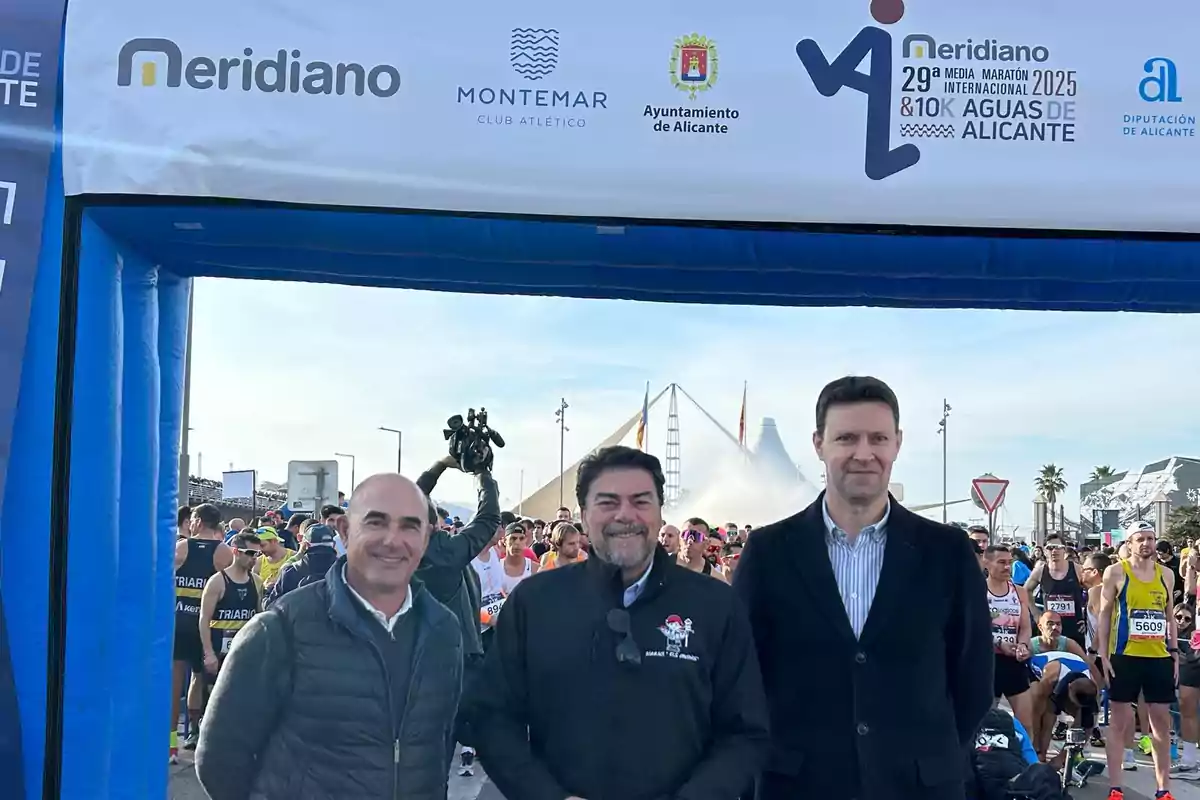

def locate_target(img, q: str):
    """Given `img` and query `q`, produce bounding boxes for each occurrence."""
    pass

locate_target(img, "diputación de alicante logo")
[455,28,609,130]
[796,0,1079,180]
[643,34,740,136]
[1119,57,1195,139]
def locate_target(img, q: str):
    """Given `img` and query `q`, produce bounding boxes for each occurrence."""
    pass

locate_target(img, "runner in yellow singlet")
[1097,520,1179,799]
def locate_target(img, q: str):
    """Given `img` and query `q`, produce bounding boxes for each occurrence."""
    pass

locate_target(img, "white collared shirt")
[623,559,655,608]
[341,565,412,635]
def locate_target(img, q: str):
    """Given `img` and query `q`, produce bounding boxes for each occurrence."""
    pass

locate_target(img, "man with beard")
[465,445,769,800]
[732,376,993,800]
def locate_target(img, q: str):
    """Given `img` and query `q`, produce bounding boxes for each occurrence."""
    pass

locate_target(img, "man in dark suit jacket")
[733,376,993,800]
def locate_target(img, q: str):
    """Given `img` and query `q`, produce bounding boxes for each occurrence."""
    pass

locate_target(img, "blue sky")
[189,277,1200,534]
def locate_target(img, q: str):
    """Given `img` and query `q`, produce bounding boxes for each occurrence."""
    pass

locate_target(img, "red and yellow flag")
[737,382,747,446]
[636,383,649,451]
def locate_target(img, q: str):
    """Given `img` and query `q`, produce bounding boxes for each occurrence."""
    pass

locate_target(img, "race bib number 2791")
[1047,595,1075,616]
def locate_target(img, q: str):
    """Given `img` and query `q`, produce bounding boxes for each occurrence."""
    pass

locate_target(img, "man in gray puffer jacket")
[196,473,463,800]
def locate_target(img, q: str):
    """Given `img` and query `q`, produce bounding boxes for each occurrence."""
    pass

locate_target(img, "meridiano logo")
[902,34,1050,63]
[117,37,400,97]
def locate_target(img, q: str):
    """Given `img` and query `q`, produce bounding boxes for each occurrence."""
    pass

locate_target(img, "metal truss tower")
[665,383,682,504]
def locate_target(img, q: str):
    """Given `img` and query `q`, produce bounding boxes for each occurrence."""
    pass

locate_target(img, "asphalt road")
[168,745,1197,799]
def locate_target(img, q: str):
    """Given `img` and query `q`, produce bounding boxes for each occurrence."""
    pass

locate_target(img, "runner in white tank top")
[989,581,1024,650]
[502,559,533,595]
[983,546,1035,737]
[500,522,538,596]
[473,541,506,630]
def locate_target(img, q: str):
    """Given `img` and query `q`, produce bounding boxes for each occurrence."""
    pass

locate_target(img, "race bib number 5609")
[1130,609,1167,640]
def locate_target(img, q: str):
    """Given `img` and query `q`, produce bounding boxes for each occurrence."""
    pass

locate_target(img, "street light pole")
[937,399,951,523]
[555,398,569,509]
[378,427,403,473]
[334,452,356,492]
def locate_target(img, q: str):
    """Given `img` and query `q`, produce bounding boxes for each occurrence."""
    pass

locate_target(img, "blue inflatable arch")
[8,31,1200,800]
[9,181,1200,800]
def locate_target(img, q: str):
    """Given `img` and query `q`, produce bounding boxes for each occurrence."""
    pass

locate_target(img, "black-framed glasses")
[606,608,642,666]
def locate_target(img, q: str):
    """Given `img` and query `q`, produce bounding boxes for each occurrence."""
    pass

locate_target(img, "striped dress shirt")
[822,499,890,638]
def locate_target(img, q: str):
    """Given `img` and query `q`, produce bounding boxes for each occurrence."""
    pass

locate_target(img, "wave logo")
[510,28,559,81]
[795,0,920,180]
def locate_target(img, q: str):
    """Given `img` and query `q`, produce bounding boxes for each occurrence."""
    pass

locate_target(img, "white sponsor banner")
[62,0,1200,232]
[221,469,255,500]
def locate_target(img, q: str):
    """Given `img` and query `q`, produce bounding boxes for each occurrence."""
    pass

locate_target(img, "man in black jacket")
[732,376,993,800]
[195,473,463,800]
[263,523,339,607]
[467,445,770,800]
[413,454,501,661]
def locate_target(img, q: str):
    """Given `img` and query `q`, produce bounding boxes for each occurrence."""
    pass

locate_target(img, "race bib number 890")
[1130,609,1167,640]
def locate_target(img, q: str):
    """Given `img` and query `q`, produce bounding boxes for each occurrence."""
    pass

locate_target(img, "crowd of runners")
[975,521,1200,800]
[173,500,1200,799]
[165,377,1199,800]
[170,487,1200,800]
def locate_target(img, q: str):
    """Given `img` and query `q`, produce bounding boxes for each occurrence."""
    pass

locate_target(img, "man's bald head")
[658,524,681,556]
[350,473,437,526]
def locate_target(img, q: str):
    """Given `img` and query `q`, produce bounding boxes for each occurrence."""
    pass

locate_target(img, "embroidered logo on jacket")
[647,614,699,661]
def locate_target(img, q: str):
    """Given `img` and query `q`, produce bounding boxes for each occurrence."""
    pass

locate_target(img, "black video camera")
[444,408,505,474]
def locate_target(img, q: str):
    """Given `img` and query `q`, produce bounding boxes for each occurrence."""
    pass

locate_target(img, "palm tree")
[1088,465,1117,483]
[1035,464,1068,509]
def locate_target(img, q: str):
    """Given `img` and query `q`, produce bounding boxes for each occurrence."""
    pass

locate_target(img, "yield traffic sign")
[972,476,1010,514]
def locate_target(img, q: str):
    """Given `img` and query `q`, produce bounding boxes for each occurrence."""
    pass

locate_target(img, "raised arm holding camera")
[414,408,504,661]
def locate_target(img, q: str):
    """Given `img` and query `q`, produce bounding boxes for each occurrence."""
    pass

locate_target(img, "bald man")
[223,518,246,543]
[659,524,682,559]
[196,472,464,800]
